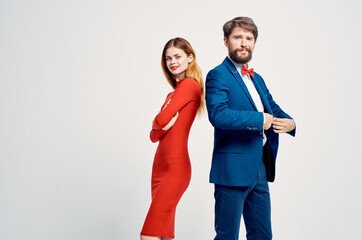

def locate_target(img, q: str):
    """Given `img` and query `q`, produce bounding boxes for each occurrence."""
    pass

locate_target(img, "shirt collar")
[228,56,250,77]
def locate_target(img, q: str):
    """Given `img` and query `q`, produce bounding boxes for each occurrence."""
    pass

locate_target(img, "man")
[206,17,296,240]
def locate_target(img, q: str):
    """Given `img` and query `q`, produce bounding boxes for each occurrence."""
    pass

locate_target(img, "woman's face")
[165,47,193,81]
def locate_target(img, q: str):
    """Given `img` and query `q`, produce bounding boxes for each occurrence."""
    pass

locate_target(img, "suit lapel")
[223,57,258,111]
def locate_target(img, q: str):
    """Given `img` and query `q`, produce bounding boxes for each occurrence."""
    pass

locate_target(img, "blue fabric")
[206,57,295,186]
[214,163,272,240]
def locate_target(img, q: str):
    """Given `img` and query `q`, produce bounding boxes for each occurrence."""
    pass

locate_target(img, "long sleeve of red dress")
[150,78,200,142]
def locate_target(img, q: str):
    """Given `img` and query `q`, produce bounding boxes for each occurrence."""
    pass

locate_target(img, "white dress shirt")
[229,57,267,145]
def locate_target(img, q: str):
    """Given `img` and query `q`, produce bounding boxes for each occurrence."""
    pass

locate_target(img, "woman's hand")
[162,99,172,111]
[162,112,179,131]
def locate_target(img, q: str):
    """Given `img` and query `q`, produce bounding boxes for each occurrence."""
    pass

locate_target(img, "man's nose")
[240,38,246,46]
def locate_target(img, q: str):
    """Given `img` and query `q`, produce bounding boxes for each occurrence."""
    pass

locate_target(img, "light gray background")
[1,0,362,239]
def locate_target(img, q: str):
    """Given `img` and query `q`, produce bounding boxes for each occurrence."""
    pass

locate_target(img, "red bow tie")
[242,66,254,78]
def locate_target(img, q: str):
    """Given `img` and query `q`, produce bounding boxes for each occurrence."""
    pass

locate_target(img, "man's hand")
[272,118,295,133]
[263,113,273,130]
[162,112,179,131]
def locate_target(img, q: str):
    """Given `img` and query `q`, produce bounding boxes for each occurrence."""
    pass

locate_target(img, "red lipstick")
[171,66,179,70]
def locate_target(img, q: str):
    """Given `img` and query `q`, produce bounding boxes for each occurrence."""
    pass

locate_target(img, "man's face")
[224,27,256,64]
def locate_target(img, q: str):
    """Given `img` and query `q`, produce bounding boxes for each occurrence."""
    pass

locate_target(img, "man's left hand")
[272,118,295,133]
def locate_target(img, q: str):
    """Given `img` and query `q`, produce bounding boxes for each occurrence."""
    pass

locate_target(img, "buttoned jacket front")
[206,57,295,186]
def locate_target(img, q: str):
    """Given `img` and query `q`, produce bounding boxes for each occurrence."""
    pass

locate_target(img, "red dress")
[141,78,201,238]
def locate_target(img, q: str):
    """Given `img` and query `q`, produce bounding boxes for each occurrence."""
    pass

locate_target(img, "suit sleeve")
[261,76,296,137]
[206,69,263,130]
[150,79,201,142]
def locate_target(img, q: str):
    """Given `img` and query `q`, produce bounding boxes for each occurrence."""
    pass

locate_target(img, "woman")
[140,37,205,240]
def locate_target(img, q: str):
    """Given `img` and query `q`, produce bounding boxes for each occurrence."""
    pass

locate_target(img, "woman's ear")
[188,54,194,63]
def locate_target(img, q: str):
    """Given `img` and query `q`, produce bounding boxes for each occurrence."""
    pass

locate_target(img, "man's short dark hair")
[223,17,258,41]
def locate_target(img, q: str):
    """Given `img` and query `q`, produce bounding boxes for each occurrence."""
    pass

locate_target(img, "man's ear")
[224,37,229,48]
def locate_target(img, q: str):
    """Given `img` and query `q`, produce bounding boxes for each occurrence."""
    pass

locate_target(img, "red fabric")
[141,78,201,238]
[241,66,254,78]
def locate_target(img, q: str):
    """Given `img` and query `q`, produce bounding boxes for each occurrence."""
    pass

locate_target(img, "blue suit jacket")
[206,57,295,186]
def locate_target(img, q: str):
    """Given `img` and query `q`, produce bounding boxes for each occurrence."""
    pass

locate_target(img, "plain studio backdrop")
[1,0,362,239]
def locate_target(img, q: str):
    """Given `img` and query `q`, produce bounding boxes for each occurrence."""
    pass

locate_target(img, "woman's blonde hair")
[161,37,205,115]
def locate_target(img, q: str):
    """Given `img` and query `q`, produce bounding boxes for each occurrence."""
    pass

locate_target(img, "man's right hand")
[263,113,273,130]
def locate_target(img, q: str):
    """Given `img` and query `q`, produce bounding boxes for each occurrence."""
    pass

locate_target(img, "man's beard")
[229,47,253,64]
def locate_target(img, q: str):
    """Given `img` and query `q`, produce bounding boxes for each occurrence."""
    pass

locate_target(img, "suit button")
[259,131,263,135]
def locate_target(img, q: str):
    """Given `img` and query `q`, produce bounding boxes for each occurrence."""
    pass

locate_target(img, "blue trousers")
[214,162,272,240]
